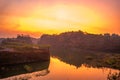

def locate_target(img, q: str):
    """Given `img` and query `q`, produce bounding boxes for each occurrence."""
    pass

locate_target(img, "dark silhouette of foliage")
[38,31,120,69]
[38,30,120,53]
[107,71,120,80]
[1,34,32,45]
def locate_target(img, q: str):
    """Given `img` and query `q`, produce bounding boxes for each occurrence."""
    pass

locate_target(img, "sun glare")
[1,2,119,38]
[54,9,68,20]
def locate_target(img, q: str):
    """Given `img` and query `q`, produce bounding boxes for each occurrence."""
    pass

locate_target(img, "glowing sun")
[53,6,70,20]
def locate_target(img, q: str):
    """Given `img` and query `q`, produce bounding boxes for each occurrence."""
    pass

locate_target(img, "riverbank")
[0,48,50,65]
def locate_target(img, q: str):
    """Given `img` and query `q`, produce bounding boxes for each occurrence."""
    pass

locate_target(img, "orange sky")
[0,0,120,38]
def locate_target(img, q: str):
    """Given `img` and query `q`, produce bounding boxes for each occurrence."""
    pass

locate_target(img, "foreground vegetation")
[107,72,120,80]
[0,35,50,65]
[0,34,50,52]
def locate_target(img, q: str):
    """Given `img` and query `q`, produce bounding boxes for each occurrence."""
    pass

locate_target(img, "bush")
[106,58,116,65]
[107,72,120,80]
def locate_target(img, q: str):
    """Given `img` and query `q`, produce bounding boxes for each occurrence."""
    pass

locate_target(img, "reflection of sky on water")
[33,58,119,80]
[1,57,119,80]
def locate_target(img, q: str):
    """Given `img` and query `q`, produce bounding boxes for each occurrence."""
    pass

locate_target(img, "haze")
[0,0,120,38]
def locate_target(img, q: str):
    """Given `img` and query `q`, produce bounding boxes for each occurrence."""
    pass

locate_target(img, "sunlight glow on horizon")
[0,0,120,37]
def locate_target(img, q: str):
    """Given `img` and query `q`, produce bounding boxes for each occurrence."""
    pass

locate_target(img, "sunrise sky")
[0,0,120,38]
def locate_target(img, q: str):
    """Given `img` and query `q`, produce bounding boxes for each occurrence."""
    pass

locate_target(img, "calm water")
[0,57,119,80]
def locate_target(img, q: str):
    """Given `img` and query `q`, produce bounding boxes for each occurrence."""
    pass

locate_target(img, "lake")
[0,57,119,80]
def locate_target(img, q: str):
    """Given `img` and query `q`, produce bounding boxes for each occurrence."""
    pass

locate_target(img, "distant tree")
[38,30,120,53]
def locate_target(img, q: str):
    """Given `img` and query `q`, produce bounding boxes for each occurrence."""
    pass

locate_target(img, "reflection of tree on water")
[51,48,120,80]
[51,48,120,70]
[39,31,120,69]
[0,61,50,79]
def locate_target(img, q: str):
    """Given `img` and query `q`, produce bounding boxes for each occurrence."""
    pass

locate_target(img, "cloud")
[0,0,119,38]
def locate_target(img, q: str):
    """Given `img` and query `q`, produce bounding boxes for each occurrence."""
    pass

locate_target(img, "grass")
[1,42,50,52]
[105,58,116,65]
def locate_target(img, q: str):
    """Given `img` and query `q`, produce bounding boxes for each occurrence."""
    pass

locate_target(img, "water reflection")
[0,61,50,79]
[51,48,120,69]
[33,57,119,80]
[0,57,119,80]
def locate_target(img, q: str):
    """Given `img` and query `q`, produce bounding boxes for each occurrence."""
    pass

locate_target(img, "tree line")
[38,30,120,53]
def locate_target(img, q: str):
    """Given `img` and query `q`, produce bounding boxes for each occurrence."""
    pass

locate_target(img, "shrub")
[107,72,120,80]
